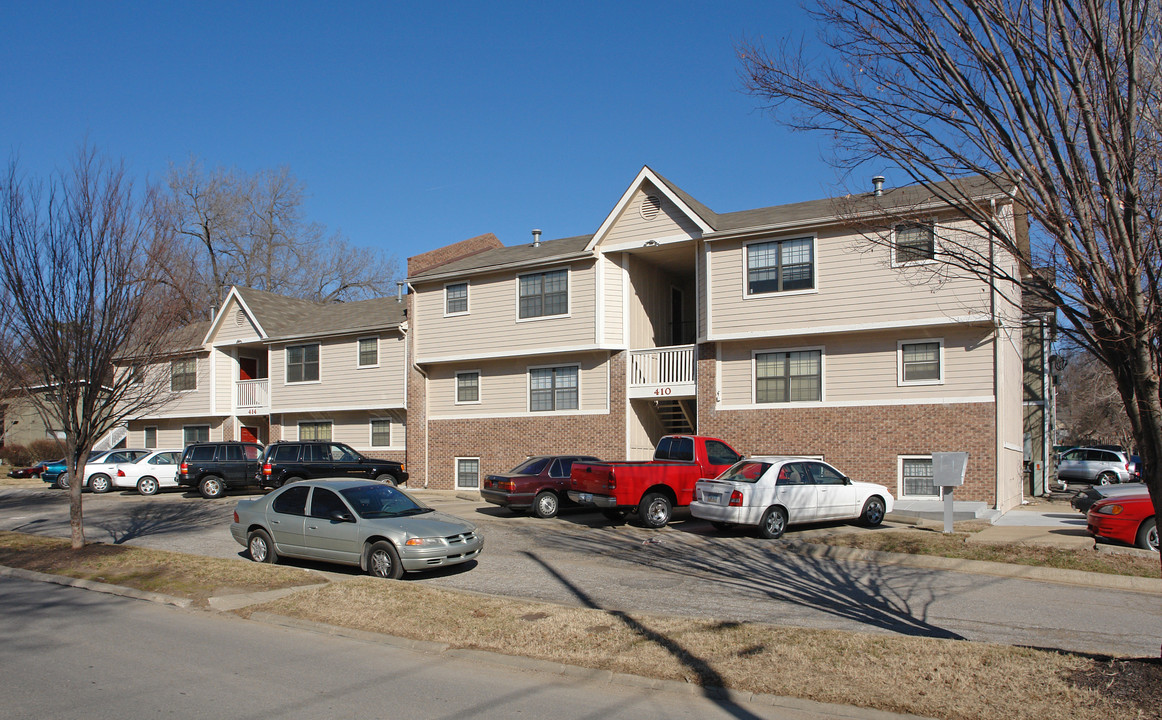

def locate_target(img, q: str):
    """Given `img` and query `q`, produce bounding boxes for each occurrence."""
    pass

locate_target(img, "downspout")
[989,199,1004,509]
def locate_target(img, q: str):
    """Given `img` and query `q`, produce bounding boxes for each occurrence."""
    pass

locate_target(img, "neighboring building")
[404,167,1027,513]
[125,287,408,464]
[1022,269,1058,495]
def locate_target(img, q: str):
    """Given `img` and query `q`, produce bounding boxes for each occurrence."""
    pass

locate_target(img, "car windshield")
[339,484,434,519]
[715,461,772,484]
[511,457,550,474]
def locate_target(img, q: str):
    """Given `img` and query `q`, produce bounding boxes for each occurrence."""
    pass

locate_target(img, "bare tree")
[740,0,1162,573]
[1058,348,1137,449]
[0,148,186,549]
[162,158,399,320]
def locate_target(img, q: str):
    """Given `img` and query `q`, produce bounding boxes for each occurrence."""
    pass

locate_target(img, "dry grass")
[245,578,1162,720]
[819,526,1162,578]
[0,531,325,604]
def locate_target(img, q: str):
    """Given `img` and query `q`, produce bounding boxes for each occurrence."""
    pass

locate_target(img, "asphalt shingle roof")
[232,287,407,342]
[407,234,594,281]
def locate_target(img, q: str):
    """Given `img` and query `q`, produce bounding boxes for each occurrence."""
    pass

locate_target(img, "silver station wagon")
[231,479,483,579]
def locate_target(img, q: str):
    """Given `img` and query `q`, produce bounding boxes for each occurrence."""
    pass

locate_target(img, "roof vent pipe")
[397,281,404,303]
[872,176,885,196]
[532,228,541,247]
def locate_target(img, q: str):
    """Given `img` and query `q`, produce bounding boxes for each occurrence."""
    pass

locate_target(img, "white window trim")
[526,362,582,413]
[284,343,322,385]
[143,426,158,449]
[515,266,572,323]
[297,419,333,441]
[751,345,826,405]
[454,456,481,489]
[890,220,940,268]
[454,369,482,405]
[368,417,392,447]
[741,234,819,300]
[444,281,470,317]
[356,336,380,369]
[898,454,939,499]
[897,338,945,386]
[182,424,211,444]
[170,358,198,393]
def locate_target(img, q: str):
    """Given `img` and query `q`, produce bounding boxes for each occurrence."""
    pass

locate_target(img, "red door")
[239,358,258,381]
[240,426,259,444]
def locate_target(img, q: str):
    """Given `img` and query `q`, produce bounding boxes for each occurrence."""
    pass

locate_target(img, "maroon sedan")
[1087,491,1158,551]
[7,462,47,479]
[481,455,600,518]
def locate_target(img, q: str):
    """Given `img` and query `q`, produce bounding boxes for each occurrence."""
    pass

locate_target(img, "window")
[370,419,391,447]
[807,462,846,485]
[901,457,938,496]
[272,444,300,462]
[747,237,814,294]
[183,425,209,444]
[144,427,157,449]
[894,222,935,264]
[705,440,741,466]
[518,269,568,319]
[456,457,480,489]
[310,487,349,519]
[357,338,378,368]
[299,421,332,441]
[529,365,578,411]
[445,282,468,315]
[776,462,811,485]
[899,340,943,384]
[171,358,197,392]
[286,344,320,383]
[189,445,215,462]
[756,350,822,403]
[456,371,480,403]
[272,485,309,515]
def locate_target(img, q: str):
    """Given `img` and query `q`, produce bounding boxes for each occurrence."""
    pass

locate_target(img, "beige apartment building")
[404,167,1027,512]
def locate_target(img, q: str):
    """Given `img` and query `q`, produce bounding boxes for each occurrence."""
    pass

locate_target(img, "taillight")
[180,462,188,474]
[232,511,239,523]
[117,469,125,477]
[729,490,744,507]
[607,468,616,490]
[263,462,272,476]
[499,480,516,492]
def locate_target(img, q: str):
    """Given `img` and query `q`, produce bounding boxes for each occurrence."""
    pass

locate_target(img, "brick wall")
[697,343,1000,505]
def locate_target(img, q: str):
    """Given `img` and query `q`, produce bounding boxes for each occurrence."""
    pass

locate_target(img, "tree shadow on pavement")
[92,502,230,544]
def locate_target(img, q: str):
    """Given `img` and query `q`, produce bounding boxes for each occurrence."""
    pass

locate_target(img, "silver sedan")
[230,479,483,579]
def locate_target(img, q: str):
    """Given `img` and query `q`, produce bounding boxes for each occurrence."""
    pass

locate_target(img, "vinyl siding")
[214,347,233,412]
[601,253,625,346]
[413,260,598,361]
[427,352,609,418]
[708,217,994,338]
[269,332,407,411]
[280,409,406,451]
[210,298,262,344]
[717,327,995,407]
[601,184,702,247]
[152,353,213,416]
[128,417,221,447]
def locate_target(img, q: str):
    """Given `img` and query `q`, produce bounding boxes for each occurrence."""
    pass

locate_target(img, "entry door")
[240,426,259,444]
[239,357,258,381]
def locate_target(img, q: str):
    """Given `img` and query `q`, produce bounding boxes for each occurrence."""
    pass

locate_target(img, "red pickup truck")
[567,435,742,527]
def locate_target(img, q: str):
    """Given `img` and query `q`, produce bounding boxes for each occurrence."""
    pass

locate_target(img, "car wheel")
[199,476,226,499]
[638,492,672,528]
[1097,472,1116,486]
[860,496,887,527]
[367,541,404,580]
[711,521,732,531]
[758,506,788,539]
[374,473,398,487]
[532,491,559,519]
[1138,518,1159,551]
[56,472,70,490]
[247,529,278,563]
[89,474,112,494]
[136,476,160,496]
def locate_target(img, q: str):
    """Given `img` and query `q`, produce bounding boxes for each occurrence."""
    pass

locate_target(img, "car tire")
[532,491,559,519]
[199,475,226,499]
[137,476,160,496]
[1097,472,1116,486]
[860,496,887,527]
[1138,518,1159,551]
[758,506,788,539]
[374,474,398,487]
[89,474,112,494]
[284,476,305,485]
[56,472,70,490]
[247,529,278,563]
[367,541,404,580]
[638,492,672,528]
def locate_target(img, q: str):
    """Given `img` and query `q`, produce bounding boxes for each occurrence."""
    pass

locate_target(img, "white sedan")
[111,449,183,496]
[691,456,894,539]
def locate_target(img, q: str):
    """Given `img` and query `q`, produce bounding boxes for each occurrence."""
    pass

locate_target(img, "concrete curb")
[245,610,934,720]
[0,565,193,608]
[781,539,1162,594]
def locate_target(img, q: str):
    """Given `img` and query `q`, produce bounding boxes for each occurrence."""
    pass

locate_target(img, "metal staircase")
[654,399,694,435]
[93,425,129,451]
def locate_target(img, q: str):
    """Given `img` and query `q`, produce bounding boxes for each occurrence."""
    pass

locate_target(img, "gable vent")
[235,309,246,327]
[640,194,661,221]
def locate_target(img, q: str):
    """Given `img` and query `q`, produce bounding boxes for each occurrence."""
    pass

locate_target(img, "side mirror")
[329,509,355,523]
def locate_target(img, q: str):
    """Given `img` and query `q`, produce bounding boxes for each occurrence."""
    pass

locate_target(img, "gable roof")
[407,234,594,283]
[203,286,407,346]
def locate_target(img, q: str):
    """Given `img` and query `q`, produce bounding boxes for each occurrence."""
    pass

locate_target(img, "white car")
[691,456,895,539]
[63,449,153,493]
[111,449,183,496]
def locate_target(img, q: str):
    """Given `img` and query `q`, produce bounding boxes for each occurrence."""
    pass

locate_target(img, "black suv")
[177,442,264,499]
[258,441,407,488]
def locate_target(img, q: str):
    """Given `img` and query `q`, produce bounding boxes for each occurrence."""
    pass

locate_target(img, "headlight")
[1095,504,1124,515]
[405,537,445,546]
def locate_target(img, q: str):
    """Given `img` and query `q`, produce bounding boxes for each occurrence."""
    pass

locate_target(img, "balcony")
[629,345,696,399]
[236,379,270,412]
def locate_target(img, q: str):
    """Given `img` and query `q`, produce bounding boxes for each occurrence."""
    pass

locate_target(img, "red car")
[481,455,600,518]
[7,462,47,479]
[1087,491,1159,551]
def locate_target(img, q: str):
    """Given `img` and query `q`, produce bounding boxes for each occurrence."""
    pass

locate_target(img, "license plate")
[704,492,720,503]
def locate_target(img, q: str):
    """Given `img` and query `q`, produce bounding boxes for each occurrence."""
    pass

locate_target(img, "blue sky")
[1,2,867,273]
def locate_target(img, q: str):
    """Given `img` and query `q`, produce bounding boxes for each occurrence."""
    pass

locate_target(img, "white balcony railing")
[629,345,696,398]
[236,379,270,410]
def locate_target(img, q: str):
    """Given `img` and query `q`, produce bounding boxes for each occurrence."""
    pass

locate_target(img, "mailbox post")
[932,452,969,534]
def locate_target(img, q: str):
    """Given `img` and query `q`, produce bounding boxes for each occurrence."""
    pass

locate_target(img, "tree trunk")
[67,453,86,550]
